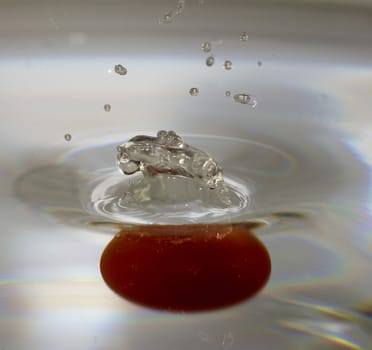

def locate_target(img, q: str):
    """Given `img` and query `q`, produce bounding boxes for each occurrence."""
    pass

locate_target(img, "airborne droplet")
[206,56,215,67]
[104,104,111,112]
[100,223,271,312]
[114,64,127,76]
[159,12,174,24]
[64,133,72,141]
[189,87,199,96]
[225,90,231,97]
[240,32,249,42]
[223,60,233,70]
[233,93,257,108]
[201,42,212,53]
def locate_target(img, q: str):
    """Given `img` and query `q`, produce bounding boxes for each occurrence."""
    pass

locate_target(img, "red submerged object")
[100,223,271,312]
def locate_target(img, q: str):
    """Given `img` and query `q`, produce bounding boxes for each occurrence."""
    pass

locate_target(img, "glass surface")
[0,0,371,349]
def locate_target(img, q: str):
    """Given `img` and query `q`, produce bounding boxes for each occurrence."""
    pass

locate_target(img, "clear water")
[1,0,372,349]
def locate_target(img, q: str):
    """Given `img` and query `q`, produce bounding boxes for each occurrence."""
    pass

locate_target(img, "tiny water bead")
[100,223,271,312]
[175,0,186,15]
[206,56,215,67]
[159,12,174,24]
[240,31,249,41]
[104,104,111,112]
[159,0,186,23]
[189,87,199,96]
[257,61,263,67]
[64,133,72,141]
[114,64,127,75]
[233,93,258,108]
[225,90,231,97]
[201,41,212,53]
[223,60,233,70]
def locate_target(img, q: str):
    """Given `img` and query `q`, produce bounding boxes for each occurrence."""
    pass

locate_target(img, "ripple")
[83,172,252,224]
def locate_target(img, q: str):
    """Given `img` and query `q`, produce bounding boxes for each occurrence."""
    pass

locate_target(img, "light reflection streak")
[280,320,362,350]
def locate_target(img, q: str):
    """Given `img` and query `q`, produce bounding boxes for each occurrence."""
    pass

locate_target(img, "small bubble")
[159,12,175,24]
[104,104,111,112]
[225,90,231,97]
[206,56,215,67]
[240,32,249,42]
[175,0,186,15]
[202,42,212,53]
[223,60,233,70]
[114,64,127,75]
[189,87,199,96]
[64,133,72,141]
[233,93,257,108]
[257,61,262,67]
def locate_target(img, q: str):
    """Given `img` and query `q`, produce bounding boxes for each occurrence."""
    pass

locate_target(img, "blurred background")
[0,0,371,349]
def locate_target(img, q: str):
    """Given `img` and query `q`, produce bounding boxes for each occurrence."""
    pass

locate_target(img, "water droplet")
[240,32,249,42]
[64,133,72,141]
[117,131,227,190]
[233,93,257,108]
[201,42,212,53]
[159,0,185,24]
[189,87,199,96]
[257,61,262,67]
[175,0,186,15]
[225,90,231,97]
[104,104,111,112]
[223,60,233,70]
[206,56,215,67]
[159,11,175,24]
[114,64,127,76]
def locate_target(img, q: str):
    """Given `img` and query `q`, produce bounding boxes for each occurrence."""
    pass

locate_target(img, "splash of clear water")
[223,60,233,70]
[201,41,212,53]
[109,131,252,223]
[117,130,224,190]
